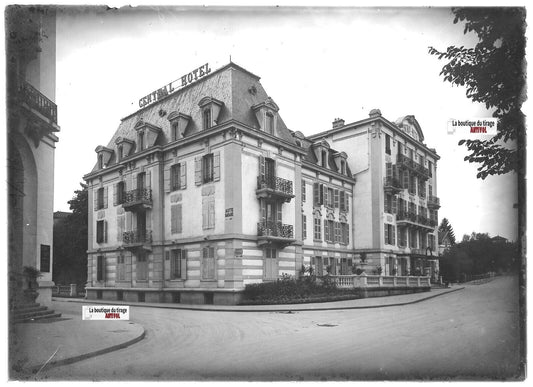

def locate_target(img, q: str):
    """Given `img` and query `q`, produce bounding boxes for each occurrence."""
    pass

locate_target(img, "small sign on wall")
[225,208,234,217]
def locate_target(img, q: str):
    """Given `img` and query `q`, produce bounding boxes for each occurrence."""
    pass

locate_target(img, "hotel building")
[84,62,439,304]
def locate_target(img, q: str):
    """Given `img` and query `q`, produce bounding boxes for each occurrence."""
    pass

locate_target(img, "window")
[202,246,215,280]
[96,220,107,244]
[302,215,307,240]
[314,216,322,240]
[171,122,178,141]
[408,148,413,160]
[418,180,426,198]
[402,170,409,190]
[116,215,125,242]
[114,181,125,205]
[428,161,433,177]
[203,109,212,130]
[171,249,187,279]
[341,223,349,245]
[195,153,220,185]
[136,252,147,280]
[313,183,324,206]
[264,248,277,280]
[202,197,215,230]
[314,256,324,276]
[301,180,306,202]
[428,234,436,251]
[98,154,104,169]
[385,134,391,155]
[334,222,341,243]
[171,204,182,234]
[118,145,123,161]
[384,223,396,245]
[327,188,334,207]
[97,255,104,281]
[410,229,417,248]
[266,113,274,135]
[137,172,146,190]
[96,187,105,210]
[117,254,125,281]
[321,150,327,168]
[170,163,185,191]
[340,160,346,175]
[409,174,417,195]
[138,132,144,151]
[398,228,407,247]
[385,194,392,213]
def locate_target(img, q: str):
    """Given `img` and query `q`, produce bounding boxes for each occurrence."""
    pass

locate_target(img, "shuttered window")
[171,164,180,191]
[302,215,307,240]
[334,189,339,208]
[301,180,306,202]
[171,249,187,280]
[136,252,148,280]
[384,223,396,245]
[196,153,220,185]
[339,190,345,211]
[95,187,107,210]
[202,197,215,230]
[96,255,104,281]
[96,220,107,244]
[202,247,215,280]
[314,216,321,240]
[264,248,277,280]
[117,215,125,242]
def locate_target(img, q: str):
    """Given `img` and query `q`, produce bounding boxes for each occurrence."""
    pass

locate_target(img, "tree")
[438,218,456,245]
[428,8,526,180]
[53,183,88,286]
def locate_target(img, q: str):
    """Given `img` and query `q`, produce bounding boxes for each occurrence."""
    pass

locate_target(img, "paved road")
[42,276,522,381]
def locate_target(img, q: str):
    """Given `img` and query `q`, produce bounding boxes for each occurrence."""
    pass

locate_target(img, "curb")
[54,287,464,313]
[31,326,146,374]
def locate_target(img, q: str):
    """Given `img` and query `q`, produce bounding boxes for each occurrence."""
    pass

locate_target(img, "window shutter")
[323,185,328,206]
[208,199,215,228]
[202,247,207,279]
[259,155,265,181]
[103,187,108,208]
[276,203,282,223]
[113,184,118,206]
[213,152,221,182]
[202,198,208,229]
[429,184,433,197]
[301,180,306,202]
[103,220,108,243]
[117,215,124,242]
[345,193,350,212]
[146,170,151,189]
[392,226,396,245]
[313,183,319,206]
[393,165,399,180]
[180,162,187,189]
[334,189,339,208]
[164,165,171,193]
[195,156,202,186]
[386,162,392,178]
[181,250,188,279]
[403,170,409,189]
[384,224,389,244]
[94,189,98,211]
[126,212,132,231]
[164,251,171,280]
[302,215,306,239]
[339,191,345,211]
[392,196,397,214]
[324,220,329,242]
[258,199,266,222]
[177,204,182,233]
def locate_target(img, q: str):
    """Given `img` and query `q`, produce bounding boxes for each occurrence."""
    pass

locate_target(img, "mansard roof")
[90,62,297,172]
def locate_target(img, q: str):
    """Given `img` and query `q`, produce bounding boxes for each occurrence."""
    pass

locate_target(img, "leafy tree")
[53,183,88,286]
[428,8,526,180]
[438,218,456,245]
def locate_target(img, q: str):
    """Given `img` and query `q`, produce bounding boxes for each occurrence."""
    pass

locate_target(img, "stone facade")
[84,62,439,305]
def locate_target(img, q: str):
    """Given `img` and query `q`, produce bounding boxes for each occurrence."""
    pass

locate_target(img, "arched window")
[203,109,212,130]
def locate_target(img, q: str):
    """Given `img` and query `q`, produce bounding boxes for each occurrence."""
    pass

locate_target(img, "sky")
[53,6,519,241]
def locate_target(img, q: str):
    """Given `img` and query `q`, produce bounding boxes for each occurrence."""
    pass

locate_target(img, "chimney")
[369,109,382,118]
[332,118,345,129]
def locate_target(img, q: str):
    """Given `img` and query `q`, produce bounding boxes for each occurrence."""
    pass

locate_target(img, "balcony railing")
[122,188,152,210]
[19,79,58,124]
[397,154,430,179]
[258,221,294,239]
[330,274,431,288]
[397,211,435,229]
[256,176,294,202]
[123,229,152,246]
[427,195,441,209]
[383,177,402,192]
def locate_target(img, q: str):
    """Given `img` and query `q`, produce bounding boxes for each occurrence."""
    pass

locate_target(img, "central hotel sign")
[138,63,212,108]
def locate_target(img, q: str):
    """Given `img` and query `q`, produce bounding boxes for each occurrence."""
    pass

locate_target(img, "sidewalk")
[55,285,464,312]
[9,311,145,379]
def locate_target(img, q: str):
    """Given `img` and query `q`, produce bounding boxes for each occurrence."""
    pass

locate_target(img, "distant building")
[491,235,509,244]
[439,230,454,255]
[53,211,71,226]
[84,62,440,304]
[7,6,60,306]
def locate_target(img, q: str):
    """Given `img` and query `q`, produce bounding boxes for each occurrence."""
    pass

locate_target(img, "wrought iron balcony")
[18,79,58,124]
[256,176,295,202]
[122,188,152,211]
[257,221,295,246]
[383,177,402,193]
[410,248,438,258]
[123,229,152,249]
[427,195,441,209]
[396,154,430,180]
[397,211,434,230]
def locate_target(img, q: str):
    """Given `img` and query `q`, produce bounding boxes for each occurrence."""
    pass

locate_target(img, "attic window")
[266,112,274,135]
[203,109,212,130]
[340,160,346,175]
[171,122,178,142]
[295,140,302,147]
[138,132,144,151]
[98,154,104,169]
[118,145,123,161]
[321,150,327,168]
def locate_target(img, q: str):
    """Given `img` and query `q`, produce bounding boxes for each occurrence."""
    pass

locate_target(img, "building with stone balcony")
[7,6,60,307]
[84,62,439,305]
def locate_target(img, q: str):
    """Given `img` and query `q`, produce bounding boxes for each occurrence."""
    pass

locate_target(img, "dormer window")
[168,111,192,141]
[118,145,123,161]
[340,160,346,175]
[98,154,104,169]
[95,145,113,170]
[114,137,134,161]
[266,112,274,135]
[321,150,327,168]
[203,108,212,130]
[171,122,178,141]
[138,132,144,151]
